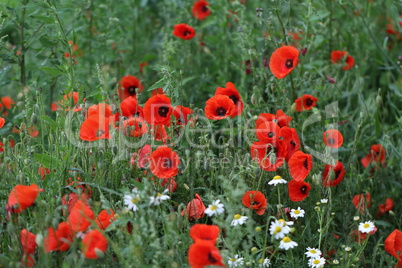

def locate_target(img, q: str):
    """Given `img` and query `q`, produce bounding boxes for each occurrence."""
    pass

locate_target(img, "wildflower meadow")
[1,0,401,267]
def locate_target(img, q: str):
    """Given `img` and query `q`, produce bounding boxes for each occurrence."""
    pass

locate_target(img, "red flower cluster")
[205,82,244,120]
[360,144,386,169]
[331,50,355,70]
[188,224,224,268]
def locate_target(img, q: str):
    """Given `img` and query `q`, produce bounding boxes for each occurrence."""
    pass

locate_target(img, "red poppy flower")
[87,103,113,118]
[82,229,108,259]
[0,96,15,116]
[322,161,345,187]
[52,92,81,112]
[7,184,43,213]
[181,194,206,221]
[214,82,244,117]
[242,191,267,215]
[188,240,224,268]
[331,50,355,70]
[122,117,148,137]
[44,222,74,252]
[255,121,281,143]
[192,0,210,20]
[377,198,395,217]
[256,110,292,128]
[288,151,313,181]
[120,96,144,118]
[173,105,194,125]
[118,75,144,100]
[152,88,164,96]
[204,95,235,120]
[294,94,318,112]
[173,23,196,40]
[351,227,377,243]
[279,127,300,160]
[288,179,311,202]
[38,167,51,180]
[0,117,5,128]
[66,177,92,197]
[67,199,95,232]
[352,192,371,213]
[149,146,180,178]
[269,46,299,79]
[385,229,402,266]
[161,178,178,193]
[131,145,152,169]
[323,129,343,148]
[190,224,220,244]
[96,209,116,230]
[360,144,386,168]
[80,115,111,141]
[21,229,36,255]
[250,140,287,171]
[143,94,173,126]
[150,125,170,142]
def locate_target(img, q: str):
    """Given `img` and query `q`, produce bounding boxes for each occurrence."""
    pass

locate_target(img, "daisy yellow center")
[278,219,286,225]
[283,237,291,243]
[274,226,282,233]
[131,197,140,204]
[230,258,236,262]
[234,214,242,220]
[294,210,300,214]
[310,250,317,253]
[157,193,162,197]
[258,259,264,264]
[363,223,370,228]
[210,205,217,211]
[273,175,282,180]
[313,260,320,264]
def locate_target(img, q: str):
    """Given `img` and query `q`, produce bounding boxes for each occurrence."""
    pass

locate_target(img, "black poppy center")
[303,159,309,169]
[267,131,274,138]
[305,98,313,107]
[229,95,239,105]
[201,5,209,13]
[252,201,260,206]
[127,86,137,96]
[334,169,341,180]
[183,30,191,37]
[327,138,335,145]
[96,129,105,137]
[285,59,293,69]
[216,107,227,116]
[158,106,169,117]
[266,145,277,155]
[300,185,307,194]
[208,252,218,263]
[163,159,173,169]
[290,140,296,147]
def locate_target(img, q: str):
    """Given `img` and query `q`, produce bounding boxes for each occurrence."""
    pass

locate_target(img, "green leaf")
[40,66,64,77]
[38,115,60,128]
[147,78,166,92]
[32,15,54,24]
[34,153,60,168]
[141,53,157,62]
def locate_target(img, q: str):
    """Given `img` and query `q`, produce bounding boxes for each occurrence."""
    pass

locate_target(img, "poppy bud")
[251,93,257,105]
[31,113,38,125]
[375,95,382,108]
[35,233,43,247]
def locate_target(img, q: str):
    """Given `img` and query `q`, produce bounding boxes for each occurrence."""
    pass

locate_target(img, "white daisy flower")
[228,254,244,267]
[358,221,375,233]
[344,246,351,252]
[270,220,291,240]
[258,258,271,267]
[290,207,305,219]
[320,199,328,204]
[305,247,322,258]
[149,189,170,206]
[268,175,287,186]
[123,193,140,212]
[231,214,248,226]
[308,256,326,268]
[278,236,298,250]
[204,199,225,217]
